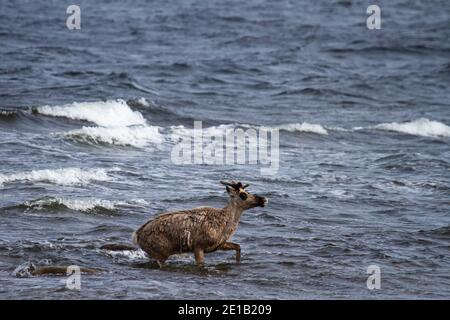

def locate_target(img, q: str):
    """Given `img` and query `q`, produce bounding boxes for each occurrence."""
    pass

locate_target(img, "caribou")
[132,180,267,266]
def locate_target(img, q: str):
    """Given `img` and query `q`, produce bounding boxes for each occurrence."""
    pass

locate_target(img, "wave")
[162,121,328,156]
[30,100,449,147]
[21,197,116,213]
[0,167,118,187]
[171,122,329,137]
[0,109,18,118]
[33,99,169,148]
[373,118,450,138]
[168,119,448,139]
[169,124,235,139]
[29,99,331,149]
[65,125,163,147]
[273,123,328,135]
[13,262,37,278]
[103,248,148,261]
[126,97,150,108]
[4,197,149,214]
[34,99,146,127]
[272,119,449,137]
[168,123,276,148]
[326,44,447,54]
[418,225,450,239]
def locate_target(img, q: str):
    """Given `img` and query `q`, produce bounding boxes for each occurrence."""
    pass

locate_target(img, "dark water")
[1,0,450,299]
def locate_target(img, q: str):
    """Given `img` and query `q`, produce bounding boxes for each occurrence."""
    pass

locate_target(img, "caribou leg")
[218,242,241,263]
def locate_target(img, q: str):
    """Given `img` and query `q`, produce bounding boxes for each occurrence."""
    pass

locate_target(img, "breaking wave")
[66,125,163,147]
[0,167,118,187]
[272,123,328,135]
[170,122,329,138]
[27,99,338,149]
[28,100,450,147]
[21,197,117,213]
[34,99,146,127]
[3,197,149,214]
[169,119,449,139]
[34,99,167,147]
[373,118,450,138]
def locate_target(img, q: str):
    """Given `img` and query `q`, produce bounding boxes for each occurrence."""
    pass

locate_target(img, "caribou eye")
[239,193,247,200]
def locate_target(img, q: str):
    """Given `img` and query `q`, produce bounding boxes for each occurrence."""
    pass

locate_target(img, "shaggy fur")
[133,180,267,265]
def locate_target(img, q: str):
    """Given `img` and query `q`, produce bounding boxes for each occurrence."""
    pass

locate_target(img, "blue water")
[0,0,449,299]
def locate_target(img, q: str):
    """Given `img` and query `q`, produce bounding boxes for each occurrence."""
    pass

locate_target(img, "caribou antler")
[220,180,249,189]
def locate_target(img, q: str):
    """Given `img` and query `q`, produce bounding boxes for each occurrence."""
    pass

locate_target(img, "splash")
[374,118,450,138]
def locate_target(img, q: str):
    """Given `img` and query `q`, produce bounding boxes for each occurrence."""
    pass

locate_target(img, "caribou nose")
[259,196,268,207]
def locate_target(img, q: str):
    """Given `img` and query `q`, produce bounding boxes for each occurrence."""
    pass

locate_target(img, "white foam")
[24,198,116,212]
[66,125,163,147]
[37,99,166,148]
[36,99,146,127]
[329,189,354,199]
[274,123,328,135]
[137,97,150,107]
[105,249,148,261]
[12,262,36,278]
[122,198,149,207]
[0,110,17,116]
[19,197,149,212]
[374,118,450,138]
[0,167,117,187]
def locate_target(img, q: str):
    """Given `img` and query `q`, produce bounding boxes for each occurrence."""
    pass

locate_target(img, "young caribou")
[132,180,267,266]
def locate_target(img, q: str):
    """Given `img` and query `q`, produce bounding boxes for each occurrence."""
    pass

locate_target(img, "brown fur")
[133,180,267,266]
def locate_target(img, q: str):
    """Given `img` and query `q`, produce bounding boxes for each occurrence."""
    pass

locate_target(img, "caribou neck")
[223,201,245,224]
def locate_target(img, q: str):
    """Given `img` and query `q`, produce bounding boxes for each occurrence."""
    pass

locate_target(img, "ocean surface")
[1,0,449,299]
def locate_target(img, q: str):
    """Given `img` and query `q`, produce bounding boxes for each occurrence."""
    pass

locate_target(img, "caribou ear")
[225,186,231,194]
[221,180,249,190]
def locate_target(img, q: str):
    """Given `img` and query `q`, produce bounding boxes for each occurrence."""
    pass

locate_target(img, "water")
[1,0,449,299]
